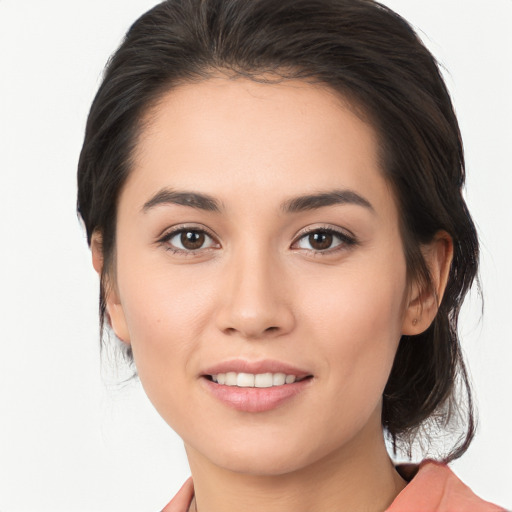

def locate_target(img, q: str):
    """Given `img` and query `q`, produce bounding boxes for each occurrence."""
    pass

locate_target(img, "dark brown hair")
[77,0,478,461]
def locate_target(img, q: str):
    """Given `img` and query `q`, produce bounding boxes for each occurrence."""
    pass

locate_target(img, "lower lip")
[201,377,312,413]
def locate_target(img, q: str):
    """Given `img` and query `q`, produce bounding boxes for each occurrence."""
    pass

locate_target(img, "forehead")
[126,77,395,217]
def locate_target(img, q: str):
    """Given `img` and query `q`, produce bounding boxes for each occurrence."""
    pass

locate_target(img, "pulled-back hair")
[77,0,478,462]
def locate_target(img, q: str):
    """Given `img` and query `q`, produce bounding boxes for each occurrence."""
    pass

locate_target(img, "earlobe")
[402,231,453,335]
[90,231,131,344]
[91,231,104,275]
[107,302,131,344]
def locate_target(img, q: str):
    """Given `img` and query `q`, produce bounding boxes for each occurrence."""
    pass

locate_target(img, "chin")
[188,427,341,477]
[214,448,314,476]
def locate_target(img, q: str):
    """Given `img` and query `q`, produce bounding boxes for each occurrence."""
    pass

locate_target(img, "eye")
[160,227,219,253]
[293,228,356,253]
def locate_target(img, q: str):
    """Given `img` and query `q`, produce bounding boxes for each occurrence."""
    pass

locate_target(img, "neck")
[185,416,406,512]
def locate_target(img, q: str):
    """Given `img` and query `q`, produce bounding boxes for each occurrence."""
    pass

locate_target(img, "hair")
[77,0,479,462]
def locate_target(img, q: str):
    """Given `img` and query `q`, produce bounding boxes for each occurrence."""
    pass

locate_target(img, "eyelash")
[157,225,219,255]
[157,225,358,255]
[291,226,358,255]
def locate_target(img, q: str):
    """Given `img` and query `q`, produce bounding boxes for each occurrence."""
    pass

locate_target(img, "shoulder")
[387,460,507,512]
[161,477,194,512]
[161,463,507,512]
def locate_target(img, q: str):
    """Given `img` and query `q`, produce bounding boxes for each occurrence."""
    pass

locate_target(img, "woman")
[77,0,506,510]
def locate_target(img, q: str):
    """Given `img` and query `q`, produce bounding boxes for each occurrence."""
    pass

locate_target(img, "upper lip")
[201,359,311,379]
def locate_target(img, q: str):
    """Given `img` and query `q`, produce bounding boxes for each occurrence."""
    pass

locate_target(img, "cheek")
[119,266,214,352]
[300,251,407,397]
[116,279,208,434]
[113,248,216,403]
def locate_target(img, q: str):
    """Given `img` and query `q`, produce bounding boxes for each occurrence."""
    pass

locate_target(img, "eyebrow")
[141,187,374,215]
[142,188,222,213]
[281,189,374,213]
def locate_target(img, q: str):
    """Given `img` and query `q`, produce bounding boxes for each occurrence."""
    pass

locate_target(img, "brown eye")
[308,231,333,250]
[164,228,217,252]
[295,228,354,253]
[180,230,206,250]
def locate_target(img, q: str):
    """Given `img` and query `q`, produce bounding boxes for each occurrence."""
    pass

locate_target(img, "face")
[105,77,414,476]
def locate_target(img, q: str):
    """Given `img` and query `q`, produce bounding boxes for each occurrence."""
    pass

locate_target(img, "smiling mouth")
[205,372,312,388]
[202,366,314,412]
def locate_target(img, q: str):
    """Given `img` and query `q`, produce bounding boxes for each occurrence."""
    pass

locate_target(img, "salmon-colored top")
[387,460,505,511]
[161,460,506,512]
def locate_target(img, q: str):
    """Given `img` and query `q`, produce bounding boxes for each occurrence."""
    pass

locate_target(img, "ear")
[91,231,131,344]
[402,231,453,335]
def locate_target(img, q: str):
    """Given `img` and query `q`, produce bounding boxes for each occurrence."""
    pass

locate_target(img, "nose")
[215,246,296,340]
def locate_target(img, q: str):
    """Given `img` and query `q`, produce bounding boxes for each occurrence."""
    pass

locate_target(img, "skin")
[92,77,452,512]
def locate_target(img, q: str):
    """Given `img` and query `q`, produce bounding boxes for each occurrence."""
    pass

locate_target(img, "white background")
[0,1,511,510]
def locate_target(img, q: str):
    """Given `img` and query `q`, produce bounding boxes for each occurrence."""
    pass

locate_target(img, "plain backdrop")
[0,1,511,510]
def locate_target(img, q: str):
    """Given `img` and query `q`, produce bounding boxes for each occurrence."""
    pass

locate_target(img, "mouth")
[200,360,314,412]
[204,372,312,388]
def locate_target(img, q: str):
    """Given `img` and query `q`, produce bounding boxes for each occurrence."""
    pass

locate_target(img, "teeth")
[225,372,237,386]
[237,373,255,387]
[254,373,273,388]
[211,372,299,387]
[272,373,286,386]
